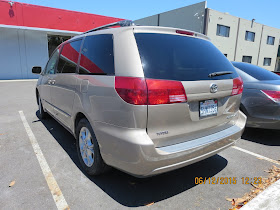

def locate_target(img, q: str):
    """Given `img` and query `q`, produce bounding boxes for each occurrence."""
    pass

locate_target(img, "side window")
[79,34,114,75]
[57,39,82,74]
[45,49,59,75]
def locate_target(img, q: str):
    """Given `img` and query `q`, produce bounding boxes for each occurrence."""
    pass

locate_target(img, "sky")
[12,0,280,29]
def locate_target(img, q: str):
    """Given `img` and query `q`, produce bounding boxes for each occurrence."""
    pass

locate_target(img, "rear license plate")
[199,99,218,117]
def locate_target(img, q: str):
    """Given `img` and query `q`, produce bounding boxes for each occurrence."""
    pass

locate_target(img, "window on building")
[79,34,115,75]
[263,58,271,66]
[245,31,255,42]
[267,36,275,45]
[224,54,228,57]
[47,35,71,57]
[57,39,83,73]
[242,56,252,63]
[216,24,230,37]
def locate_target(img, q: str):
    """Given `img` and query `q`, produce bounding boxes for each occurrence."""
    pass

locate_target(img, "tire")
[75,118,108,176]
[38,94,48,119]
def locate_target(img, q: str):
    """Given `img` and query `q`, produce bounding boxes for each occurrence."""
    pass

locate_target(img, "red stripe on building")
[0,0,123,32]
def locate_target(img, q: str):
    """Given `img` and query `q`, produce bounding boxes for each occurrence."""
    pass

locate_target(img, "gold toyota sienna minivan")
[32,20,246,177]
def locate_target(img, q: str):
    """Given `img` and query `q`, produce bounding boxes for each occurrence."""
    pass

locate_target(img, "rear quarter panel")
[242,87,280,121]
[71,75,147,130]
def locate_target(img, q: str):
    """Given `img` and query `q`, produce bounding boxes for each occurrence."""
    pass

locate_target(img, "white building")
[0,1,121,80]
[135,1,280,72]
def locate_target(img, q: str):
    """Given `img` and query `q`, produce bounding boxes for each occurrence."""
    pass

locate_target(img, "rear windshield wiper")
[208,71,233,78]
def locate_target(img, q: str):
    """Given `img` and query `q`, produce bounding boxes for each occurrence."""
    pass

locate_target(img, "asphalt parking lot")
[1,80,280,210]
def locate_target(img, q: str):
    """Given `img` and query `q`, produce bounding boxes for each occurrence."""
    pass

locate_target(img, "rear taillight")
[115,77,147,105]
[146,79,187,105]
[261,90,280,103]
[115,77,187,105]
[231,76,244,96]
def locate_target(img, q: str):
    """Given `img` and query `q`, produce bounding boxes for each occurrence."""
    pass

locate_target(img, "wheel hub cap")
[79,127,94,167]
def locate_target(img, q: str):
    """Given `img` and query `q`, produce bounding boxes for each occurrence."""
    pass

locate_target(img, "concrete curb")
[241,179,280,210]
[0,79,38,83]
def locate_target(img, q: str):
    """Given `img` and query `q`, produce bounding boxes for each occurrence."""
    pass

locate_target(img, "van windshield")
[134,33,238,81]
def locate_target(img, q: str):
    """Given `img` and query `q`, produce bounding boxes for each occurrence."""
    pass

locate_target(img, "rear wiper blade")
[208,71,233,78]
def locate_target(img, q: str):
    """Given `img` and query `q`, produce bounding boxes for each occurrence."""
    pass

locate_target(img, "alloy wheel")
[79,127,94,167]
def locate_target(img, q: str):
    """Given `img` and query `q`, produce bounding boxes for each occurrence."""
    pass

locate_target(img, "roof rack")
[83,20,135,34]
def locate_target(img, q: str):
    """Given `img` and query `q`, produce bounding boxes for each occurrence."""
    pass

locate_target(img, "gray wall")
[135,1,206,33]
[135,3,280,71]
[207,9,239,61]
[258,25,280,71]
[0,28,49,79]
[135,15,158,26]
[235,18,263,66]
[207,9,280,71]
[0,28,78,80]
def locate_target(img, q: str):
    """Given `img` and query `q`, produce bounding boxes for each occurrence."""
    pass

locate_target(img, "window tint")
[45,48,59,75]
[267,36,275,45]
[135,33,239,81]
[232,62,280,81]
[216,25,230,37]
[242,56,252,63]
[79,34,114,75]
[57,39,82,73]
[245,31,255,42]
[263,58,271,66]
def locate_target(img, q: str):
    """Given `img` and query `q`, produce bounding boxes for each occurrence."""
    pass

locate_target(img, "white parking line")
[0,79,37,83]
[232,146,280,165]
[19,111,69,210]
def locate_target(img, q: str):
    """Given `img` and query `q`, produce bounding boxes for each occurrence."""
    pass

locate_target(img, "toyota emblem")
[210,84,218,93]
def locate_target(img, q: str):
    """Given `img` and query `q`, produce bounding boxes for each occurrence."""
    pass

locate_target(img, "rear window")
[134,33,238,81]
[232,62,280,81]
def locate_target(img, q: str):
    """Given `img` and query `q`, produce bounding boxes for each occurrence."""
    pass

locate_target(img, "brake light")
[115,77,187,105]
[231,76,243,95]
[261,90,280,103]
[146,79,187,105]
[115,77,147,105]
[176,30,194,36]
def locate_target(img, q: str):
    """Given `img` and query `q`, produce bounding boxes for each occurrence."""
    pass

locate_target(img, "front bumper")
[95,111,247,177]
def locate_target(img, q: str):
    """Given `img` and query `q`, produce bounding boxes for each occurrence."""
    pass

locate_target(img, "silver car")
[232,61,280,129]
[32,21,246,177]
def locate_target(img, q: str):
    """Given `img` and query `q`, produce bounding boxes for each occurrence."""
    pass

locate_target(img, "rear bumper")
[96,111,247,177]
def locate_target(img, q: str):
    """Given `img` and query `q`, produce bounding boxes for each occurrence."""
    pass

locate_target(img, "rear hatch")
[134,32,242,147]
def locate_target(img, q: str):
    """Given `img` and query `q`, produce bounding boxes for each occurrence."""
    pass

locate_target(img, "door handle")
[48,80,55,85]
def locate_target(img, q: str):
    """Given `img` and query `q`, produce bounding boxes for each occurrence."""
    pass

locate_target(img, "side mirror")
[32,66,42,74]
